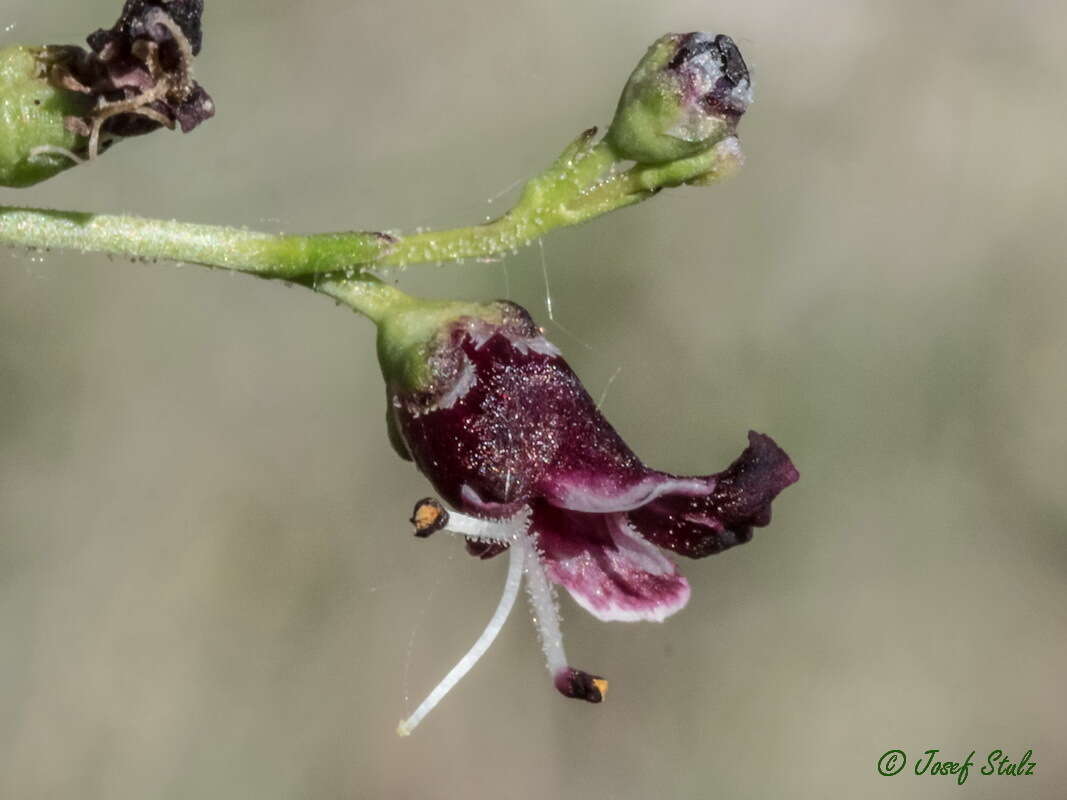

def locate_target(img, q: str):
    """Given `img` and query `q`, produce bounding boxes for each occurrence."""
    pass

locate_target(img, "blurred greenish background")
[2,1,1065,798]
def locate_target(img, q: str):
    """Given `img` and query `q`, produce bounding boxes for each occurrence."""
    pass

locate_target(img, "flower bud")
[606,32,752,165]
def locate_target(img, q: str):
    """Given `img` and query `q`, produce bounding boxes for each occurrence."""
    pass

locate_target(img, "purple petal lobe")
[533,501,690,622]
[628,431,799,558]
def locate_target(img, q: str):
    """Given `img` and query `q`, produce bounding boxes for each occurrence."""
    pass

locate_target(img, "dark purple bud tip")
[670,33,746,83]
[555,668,608,703]
[669,33,749,86]
[714,35,749,86]
[410,497,449,538]
[667,34,713,71]
[670,32,752,121]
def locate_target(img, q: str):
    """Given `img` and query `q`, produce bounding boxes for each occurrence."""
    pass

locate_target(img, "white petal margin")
[546,473,713,513]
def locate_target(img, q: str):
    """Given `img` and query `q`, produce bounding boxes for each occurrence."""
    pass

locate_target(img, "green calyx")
[375,294,501,395]
[373,292,497,462]
[606,34,730,165]
[0,46,90,188]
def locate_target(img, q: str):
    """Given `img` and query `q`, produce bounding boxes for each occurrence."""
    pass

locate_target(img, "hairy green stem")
[380,137,739,266]
[0,206,392,278]
[0,132,742,320]
[303,275,419,325]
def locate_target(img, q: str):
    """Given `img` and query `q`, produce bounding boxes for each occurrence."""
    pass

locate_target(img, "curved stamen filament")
[397,524,527,736]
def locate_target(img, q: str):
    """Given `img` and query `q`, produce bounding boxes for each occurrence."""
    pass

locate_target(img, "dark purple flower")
[384,301,797,734]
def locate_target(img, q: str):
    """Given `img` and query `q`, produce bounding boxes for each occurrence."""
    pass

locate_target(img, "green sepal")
[385,394,413,460]
[0,46,90,188]
[605,34,730,165]
[375,297,502,395]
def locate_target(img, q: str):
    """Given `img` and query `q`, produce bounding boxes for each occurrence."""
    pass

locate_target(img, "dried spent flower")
[52,0,214,158]
[0,0,213,186]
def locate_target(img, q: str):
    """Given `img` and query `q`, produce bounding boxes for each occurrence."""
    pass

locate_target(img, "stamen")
[524,533,608,703]
[521,534,568,675]
[410,498,449,537]
[397,530,526,736]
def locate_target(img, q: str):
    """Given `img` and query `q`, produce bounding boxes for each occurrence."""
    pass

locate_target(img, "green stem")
[0,131,742,320]
[379,137,618,266]
[380,136,740,266]
[303,275,418,325]
[0,206,392,278]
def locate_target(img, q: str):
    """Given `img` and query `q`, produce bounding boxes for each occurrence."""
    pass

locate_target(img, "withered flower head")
[54,0,214,157]
[0,0,215,186]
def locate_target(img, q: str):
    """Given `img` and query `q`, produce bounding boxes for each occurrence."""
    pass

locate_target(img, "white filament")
[442,509,521,542]
[522,536,568,675]
[396,510,528,736]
